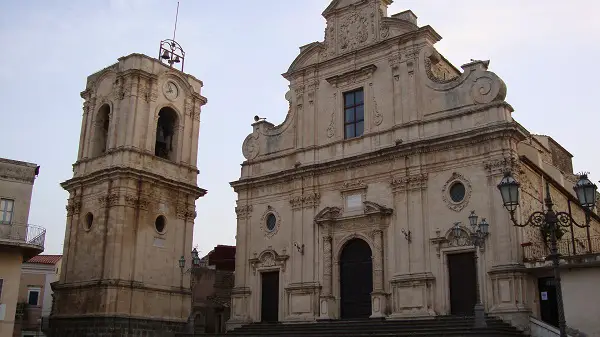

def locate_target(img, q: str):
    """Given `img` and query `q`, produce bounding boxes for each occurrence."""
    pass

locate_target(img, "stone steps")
[178,316,526,336]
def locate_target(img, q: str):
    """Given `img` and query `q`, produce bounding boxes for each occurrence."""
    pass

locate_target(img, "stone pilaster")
[370,229,386,318]
[319,236,336,320]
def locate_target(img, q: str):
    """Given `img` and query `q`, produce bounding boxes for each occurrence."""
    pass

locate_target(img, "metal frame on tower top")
[158,2,185,71]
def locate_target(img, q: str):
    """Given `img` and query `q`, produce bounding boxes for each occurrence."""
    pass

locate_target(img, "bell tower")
[49,36,207,336]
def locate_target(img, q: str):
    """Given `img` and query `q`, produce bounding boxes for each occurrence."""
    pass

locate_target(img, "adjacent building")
[190,245,235,334]
[0,158,45,337]
[48,50,208,336]
[228,0,600,335]
[13,255,62,337]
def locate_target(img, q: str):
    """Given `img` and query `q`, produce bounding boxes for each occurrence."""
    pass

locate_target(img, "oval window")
[155,215,166,233]
[266,213,277,231]
[449,182,466,203]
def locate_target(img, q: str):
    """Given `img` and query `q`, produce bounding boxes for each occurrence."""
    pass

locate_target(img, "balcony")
[523,236,600,269]
[0,222,46,260]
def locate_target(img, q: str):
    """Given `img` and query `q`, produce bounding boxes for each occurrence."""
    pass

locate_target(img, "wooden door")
[340,238,373,319]
[538,277,559,328]
[448,252,477,315]
[261,271,279,322]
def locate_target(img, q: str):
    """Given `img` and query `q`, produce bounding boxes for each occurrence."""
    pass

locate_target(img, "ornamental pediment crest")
[314,206,343,224]
[315,201,392,225]
[249,249,289,275]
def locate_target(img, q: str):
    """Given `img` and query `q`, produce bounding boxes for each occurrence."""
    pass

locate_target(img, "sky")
[1,0,599,257]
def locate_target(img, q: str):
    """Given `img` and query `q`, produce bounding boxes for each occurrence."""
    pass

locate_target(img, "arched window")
[155,107,178,161]
[92,104,110,157]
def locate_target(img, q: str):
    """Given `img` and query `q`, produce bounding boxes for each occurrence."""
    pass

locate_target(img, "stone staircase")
[180,315,526,336]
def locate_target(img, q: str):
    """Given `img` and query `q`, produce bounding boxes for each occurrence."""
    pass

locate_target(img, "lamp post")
[453,211,490,328]
[497,172,597,337]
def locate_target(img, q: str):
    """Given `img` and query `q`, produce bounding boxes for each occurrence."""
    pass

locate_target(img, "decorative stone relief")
[391,173,428,193]
[235,205,253,220]
[326,112,335,138]
[322,236,333,296]
[289,192,321,210]
[424,57,459,84]
[314,207,343,224]
[249,249,289,275]
[241,132,259,160]
[65,199,82,217]
[260,206,281,238]
[483,156,519,177]
[380,24,389,39]
[430,225,474,257]
[338,10,370,51]
[323,24,336,58]
[98,193,119,208]
[124,194,150,210]
[441,172,472,212]
[372,96,382,126]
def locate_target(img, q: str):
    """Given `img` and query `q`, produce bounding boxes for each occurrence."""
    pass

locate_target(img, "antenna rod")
[173,1,180,42]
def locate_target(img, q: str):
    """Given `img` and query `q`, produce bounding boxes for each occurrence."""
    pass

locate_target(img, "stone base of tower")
[48,315,189,337]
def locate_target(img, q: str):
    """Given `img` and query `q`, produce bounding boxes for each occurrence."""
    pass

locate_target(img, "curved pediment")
[314,206,343,223]
[285,42,324,76]
[315,201,392,225]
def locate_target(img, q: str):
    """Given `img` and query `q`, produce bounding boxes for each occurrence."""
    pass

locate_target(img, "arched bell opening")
[91,104,110,157]
[155,107,179,161]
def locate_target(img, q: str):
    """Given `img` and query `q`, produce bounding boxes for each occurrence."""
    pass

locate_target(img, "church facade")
[49,53,207,336]
[229,0,600,333]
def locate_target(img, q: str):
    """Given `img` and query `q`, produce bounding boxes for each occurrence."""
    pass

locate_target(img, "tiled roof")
[26,255,62,265]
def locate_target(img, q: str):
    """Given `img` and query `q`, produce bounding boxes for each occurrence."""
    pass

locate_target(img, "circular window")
[449,182,466,203]
[84,212,93,230]
[155,215,166,233]
[266,213,277,232]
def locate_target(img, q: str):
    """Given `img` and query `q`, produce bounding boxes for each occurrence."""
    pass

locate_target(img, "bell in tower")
[48,18,208,336]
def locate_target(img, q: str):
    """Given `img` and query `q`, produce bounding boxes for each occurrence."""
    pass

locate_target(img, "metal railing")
[524,236,600,262]
[0,222,46,249]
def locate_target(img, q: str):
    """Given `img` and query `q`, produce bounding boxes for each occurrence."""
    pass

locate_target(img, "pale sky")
[1,0,599,257]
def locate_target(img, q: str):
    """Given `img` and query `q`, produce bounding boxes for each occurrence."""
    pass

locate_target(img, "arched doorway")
[339,238,372,319]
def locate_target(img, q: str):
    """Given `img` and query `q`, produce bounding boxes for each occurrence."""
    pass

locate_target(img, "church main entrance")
[339,238,373,319]
[448,252,477,315]
[261,271,279,322]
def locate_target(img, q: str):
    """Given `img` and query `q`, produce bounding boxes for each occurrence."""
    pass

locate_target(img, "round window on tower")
[84,212,94,231]
[266,213,277,232]
[449,182,466,203]
[155,215,166,234]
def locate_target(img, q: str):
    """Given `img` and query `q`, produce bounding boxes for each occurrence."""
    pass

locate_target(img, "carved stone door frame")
[248,249,289,322]
[315,201,393,319]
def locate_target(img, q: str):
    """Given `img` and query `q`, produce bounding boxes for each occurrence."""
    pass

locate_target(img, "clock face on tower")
[163,80,179,100]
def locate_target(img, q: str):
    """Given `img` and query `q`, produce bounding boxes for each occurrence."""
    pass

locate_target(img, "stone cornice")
[242,101,514,166]
[51,279,192,296]
[61,165,206,199]
[325,64,377,87]
[0,159,38,184]
[231,122,525,190]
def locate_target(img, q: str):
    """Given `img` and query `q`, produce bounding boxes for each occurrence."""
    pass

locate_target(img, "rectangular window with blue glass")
[343,88,364,139]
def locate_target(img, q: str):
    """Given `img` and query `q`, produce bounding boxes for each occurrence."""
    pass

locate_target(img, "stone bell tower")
[49,39,207,336]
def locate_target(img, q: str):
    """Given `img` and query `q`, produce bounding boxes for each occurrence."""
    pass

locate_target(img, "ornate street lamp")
[497,172,596,337]
[453,211,490,328]
[179,248,202,275]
